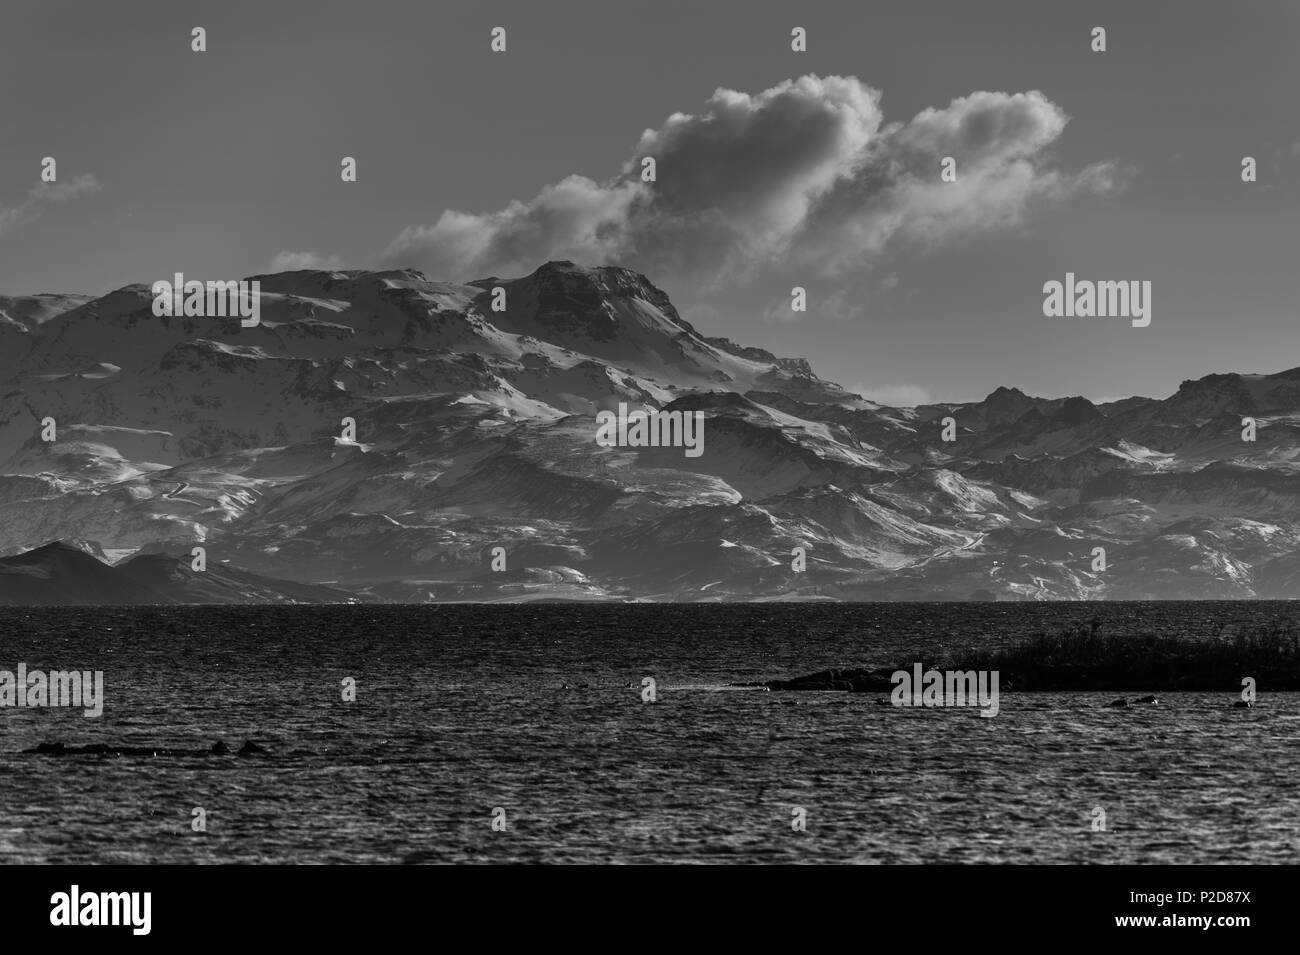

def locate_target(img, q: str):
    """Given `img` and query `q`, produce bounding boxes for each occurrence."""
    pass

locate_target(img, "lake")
[1,602,1296,863]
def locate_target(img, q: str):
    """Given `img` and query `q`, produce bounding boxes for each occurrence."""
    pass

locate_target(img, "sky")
[2,0,1297,405]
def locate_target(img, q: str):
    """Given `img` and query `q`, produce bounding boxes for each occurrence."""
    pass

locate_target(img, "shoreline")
[758,621,1300,693]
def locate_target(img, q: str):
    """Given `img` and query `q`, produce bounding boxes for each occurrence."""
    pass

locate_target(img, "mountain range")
[3,261,1299,603]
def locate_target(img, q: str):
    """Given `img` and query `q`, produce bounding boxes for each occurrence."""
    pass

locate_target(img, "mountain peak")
[9,258,1300,602]
[23,539,107,561]
[1052,395,1103,425]
[985,386,1030,401]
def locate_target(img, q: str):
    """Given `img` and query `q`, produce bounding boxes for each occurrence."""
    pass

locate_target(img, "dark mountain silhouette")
[0,541,358,605]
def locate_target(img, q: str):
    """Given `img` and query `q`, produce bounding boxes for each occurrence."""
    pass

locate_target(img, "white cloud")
[382,176,643,281]
[762,295,803,324]
[761,287,864,323]
[379,75,1120,284]
[270,250,346,272]
[819,289,865,322]
[0,173,102,235]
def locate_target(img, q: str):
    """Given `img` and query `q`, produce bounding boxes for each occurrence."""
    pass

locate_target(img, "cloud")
[801,90,1118,270]
[762,294,801,324]
[853,383,932,407]
[761,287,864,323]
[270,250,346,271]
[819,289,865,322]
[0,173,102,235]
[380,75,1120,283]
[679,302,723,329]
[383,176,643,281]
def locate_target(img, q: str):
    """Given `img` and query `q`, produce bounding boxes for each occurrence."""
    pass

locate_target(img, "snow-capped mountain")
[2,261,1298,602]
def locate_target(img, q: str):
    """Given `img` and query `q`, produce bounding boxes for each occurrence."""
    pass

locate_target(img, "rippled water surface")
[1,603,1297,863]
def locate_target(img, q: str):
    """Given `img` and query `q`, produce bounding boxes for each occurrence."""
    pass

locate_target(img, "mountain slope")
[2,261,1298,602]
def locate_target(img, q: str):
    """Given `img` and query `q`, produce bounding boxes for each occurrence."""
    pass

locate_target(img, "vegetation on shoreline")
[765,617,1300,692]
